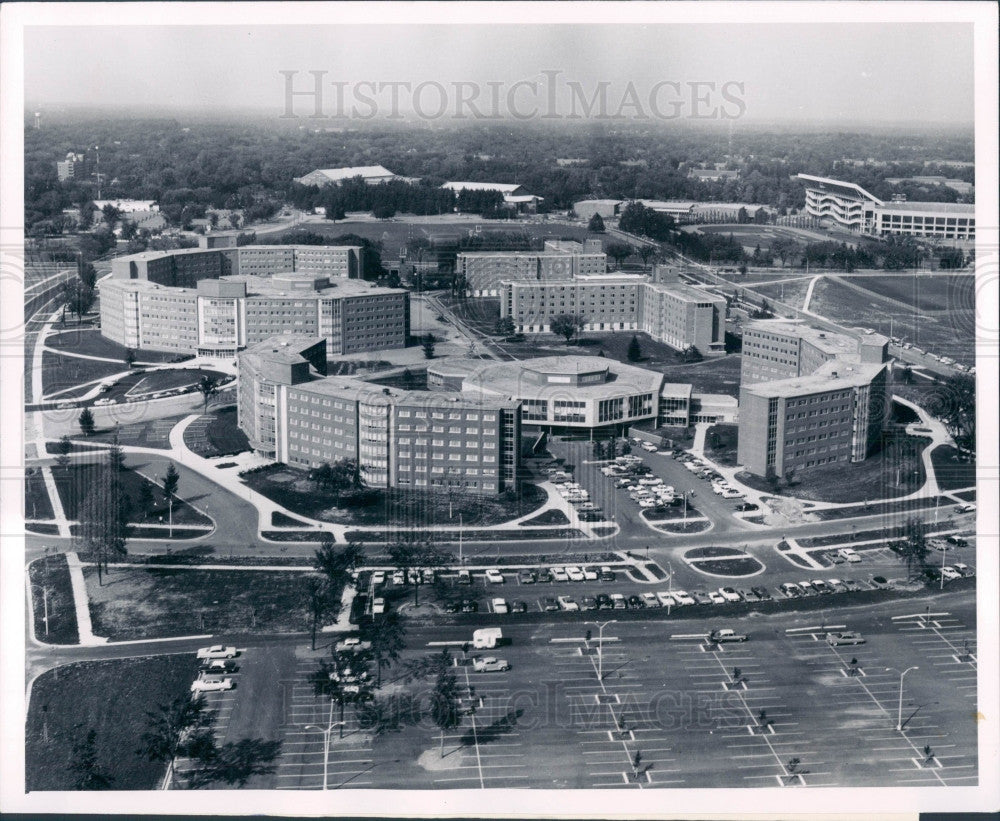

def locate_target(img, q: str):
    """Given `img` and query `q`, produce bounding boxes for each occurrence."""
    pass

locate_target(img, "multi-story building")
[741,319,888,385]
[111,243,364,286]
[293,165,411,187]
[56,152,87,182]
[427,355,668,433]
[458,239,606,297]
[237,336,519,495]
[501,267,726,356]
[737,319,890,479]
[737,361,888,479]
[797,173,975,239]
[99,273,409,357]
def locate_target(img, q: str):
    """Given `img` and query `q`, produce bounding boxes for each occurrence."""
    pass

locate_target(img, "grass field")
[45,328,180,363]
[26,655,200,790]
[29,555,79,644]
[183,407,251,457]
[843,273,974,314]
[704,424,739,466]
[51,464,211,527]
[243,468,547,528]
[122,368,229,399]
[808,277,974,365]
[749,278,813,310]
[88,415,186,449]
[660,354,742,395]
[41,351,124,397]
[84,566,320,639]
[25,467,55,520]
[931,445,976,490]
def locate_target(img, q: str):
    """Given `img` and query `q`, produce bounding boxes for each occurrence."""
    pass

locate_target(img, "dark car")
[581,596,598,611]
[510,600,528,613]
[627,594,645,609]
[518,570,537,584]
[736,502,759,512]
[543,597,560,612]
[536,569,553,583]
[444,600,461,613]
[461,599,479,613]
[750,585,772,601]
[946,535,968,547]
[595,593,612,610]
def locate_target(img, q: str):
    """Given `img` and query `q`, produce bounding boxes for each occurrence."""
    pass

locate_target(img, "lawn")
[121,368,229,400]
[685,546,745,559]
[45,327,180,363]
[84,566,319,639]
[689,557,763,576]
[518,509,570,526]
[24,467,55,520]
[496,330,694,371]
[704,424,739,466]
[244,468,547,528]
[28,555,79,644]
[51,464,211,527]
[88,415,185,449]
[26,655,200,790]
[183,406,251,457]
[931,445,976,490]
[846,273,973,314]
[750,278,813,310]
[42,351,124,397]
[735,433,929,504]
[659,354,742,395]
[808,277,974,366]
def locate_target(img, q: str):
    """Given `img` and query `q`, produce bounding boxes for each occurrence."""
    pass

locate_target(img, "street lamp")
[886,666,918,732]
[586,620,616,681]
[304,699,338,791]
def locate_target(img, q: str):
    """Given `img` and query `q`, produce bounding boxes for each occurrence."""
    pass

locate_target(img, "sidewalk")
[65,552,107,646]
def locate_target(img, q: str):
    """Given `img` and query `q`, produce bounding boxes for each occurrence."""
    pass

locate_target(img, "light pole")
[304,699,336,791]
[886,666,918,732]
[586,620,616,681]
[168,496,173,539]
[458,513,464,564]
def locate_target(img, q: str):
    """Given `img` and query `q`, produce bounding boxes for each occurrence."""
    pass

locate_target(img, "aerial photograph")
[1,2,997,817]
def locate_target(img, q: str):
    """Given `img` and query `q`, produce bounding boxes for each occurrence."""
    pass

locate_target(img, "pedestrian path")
[41,466,72,537]
[64,552,107,646]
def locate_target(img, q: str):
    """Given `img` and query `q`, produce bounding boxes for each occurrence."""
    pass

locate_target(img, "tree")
[896,364,913,385]
[638,245,657,271]
[587,213,606,233]
[124,348,136,368]
[70,729,115,790]
[189,739,282,788]
[627,335,642,362]
[305,575,333,651]
[197,375,221,414]
[605,241,632,269]
[163,463,180,498]
[78,455,132,585]
[404,648,452,683]
[682,345,703,363]
[494,316,516,337]
[138,694,217,772]
[930,373,975,454]
[102,204,122,230]
[311,651,374,740]
[431,667,462,758]
[313,538,363,619]
[63,279,95,321]
[894,517,929,581]
[388,542,448,607]
[55,434,72,469]
[550,313,586,345]
[422,333,437,359]
[364,609,407,688]
[137,480,155,515]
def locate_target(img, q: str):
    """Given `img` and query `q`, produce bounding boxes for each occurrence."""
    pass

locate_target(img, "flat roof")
[292,375,518,409]
[443,181,524,194]
[796,174,884,206]
[645,281,726,304]
[102,274,404,299]
[743,361,884,399]
[241,335,324,366]
[874,201,975,215]
[302,165,397,181]
[661,383,694,399]
[744,319,859,356]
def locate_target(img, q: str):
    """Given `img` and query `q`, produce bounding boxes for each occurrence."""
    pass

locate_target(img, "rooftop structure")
[293,165,410,187]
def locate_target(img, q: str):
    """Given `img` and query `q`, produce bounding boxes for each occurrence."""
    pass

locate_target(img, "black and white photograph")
[1,2,997,816]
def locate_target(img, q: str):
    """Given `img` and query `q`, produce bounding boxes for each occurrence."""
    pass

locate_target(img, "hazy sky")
[24,23,974,124]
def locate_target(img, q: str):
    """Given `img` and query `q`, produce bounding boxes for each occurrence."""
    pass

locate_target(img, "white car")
[708,591,726,604]
[191,675,233,693]
[672,590,696,606]
[197,645,237,660]
[550,567,569,582]
[485,569,505,584]
[371,571,386,586]
[372,597,386,614]
[638,499,658,509]
[557,595,580,611]
[722,489,745,499]
[941,566,962,581]
[641,592,660,608]
[492,597,510,614]
[566,566,585,582]
[472,656,510,672]
[838,548,862,563]
[718,587,742,603]
[392,570,405,585]
[640,442,658,452]
[582,567,598,581]
[656,591,678,607]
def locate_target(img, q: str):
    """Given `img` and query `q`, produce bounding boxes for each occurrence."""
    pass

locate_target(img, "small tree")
[137,481,155,515]
[163,463,180,498]
[627,335,642,362]
[124,348,137,368]
[638,245,657,271]
[605,241,632,270]
[78,408,95,437]
[587,213,606,233]
[78,455,132,585]
[197,375,221,414]
[550,313,585,345]
[494,316,516,337]
[55,435,73,469]
[895,517,930,581]
[305,575,332,651]
[682,345,703,363]
[70,729,115,790]
[364,610,408,688]
[431,667,462,758]
[422,333,437,359]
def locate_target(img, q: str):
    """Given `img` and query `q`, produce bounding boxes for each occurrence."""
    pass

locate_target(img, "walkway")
[801,274,823,313]
[64,552,106,646]
[41,466,72,538]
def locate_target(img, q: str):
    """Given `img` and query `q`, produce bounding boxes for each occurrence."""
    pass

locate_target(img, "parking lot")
[225,589,977,789]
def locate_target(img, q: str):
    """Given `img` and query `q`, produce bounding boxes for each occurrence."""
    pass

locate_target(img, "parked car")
[191,675,234,693]
[200,659,237,674]
[750,586,772,601]
[656,591,677,607]
[518,570,536,584]
[718,587,742,603]
[692,591,713,606]
[566,566,585,582]
[444,600,461,613]
[708,591,726,605]
[735,502,759,512]
[492,598,509,614]
[826,579,848,593]
[371,571,386,586]
[838,548,862,563]
[710,628,749,643]
[582,567,599,581]
[599,566,616,581]
[543,597,560,612]
[197,646,237,660]
[485,569,504,584]
[952,563,973,577]
[457,570,471,585]
[535,568,553,583]
[779,583,802,598]
[941,566,962,581]
[372,598,386,614]
[672,590,696,606]
[627,594,645,609]
[472,656,510,672]
[869,575,890,589]
[460,599,478,613]
[595,593,613,609]
[510,600,528,613]
[797,581,816,595]
[581,596,598,611]
[640,442,658,452]
[550,567,569,582]
[946,535,969,547]
[610,593,627,609]
[826,631,866,646]
[642,592,661,608]
[558,595,579,611]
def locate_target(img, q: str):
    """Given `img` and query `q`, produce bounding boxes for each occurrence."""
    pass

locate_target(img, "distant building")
[689,169,740,182]
[293,165,414,187]
[501,266,726,356]
[797,174,975,240]
[573,199,623,221]
[441,181,542,212]
[238,336,519,494]
[56,152,86,182]
[457,239,606,297]
[885,176,974,195]
[556,158,589,167]
[737,319,889,479]
[92,199,159,214]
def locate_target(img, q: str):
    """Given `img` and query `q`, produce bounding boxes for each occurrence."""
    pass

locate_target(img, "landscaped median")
[28,554,79,644]
[683,546,764,577]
